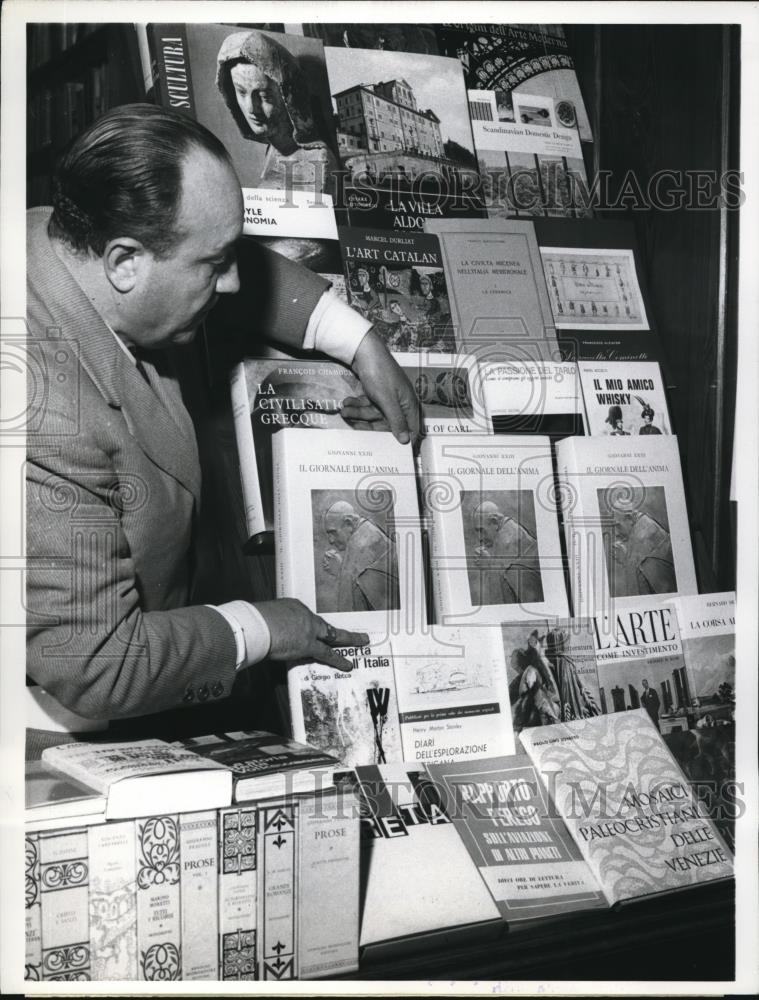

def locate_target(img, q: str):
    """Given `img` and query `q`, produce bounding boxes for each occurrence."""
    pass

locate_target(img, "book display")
[18,11,746,992]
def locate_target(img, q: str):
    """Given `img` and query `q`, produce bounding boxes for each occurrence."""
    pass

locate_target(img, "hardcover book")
[325,45,486,231]
[176,730,340,801]
[25,833,42,981]
[179,810,219,980]
[435,23,593,142]
[425,754,607,922]
[672,591,736,727]
[420,434,569,624]
[218,804,258,980]
[257,801,298,980]
[39,827,91,980]
[424,218,559,361]
[25,760,106,826]
[230,357,362,541]
[339,226,455,354]
[338,763,502,951]
[147,23,341,240]
[289,626,514,769]
[299,23,439,54]
[555,434,697,618]
[296,789,360,979]
[273,427,425,633]
[519,710,734,904]
[88,821,138,981]
[135,815,181,981]
[41,739,232,819]
[480,359,586,437]
[502,618,602,736]
[578,360,672,436]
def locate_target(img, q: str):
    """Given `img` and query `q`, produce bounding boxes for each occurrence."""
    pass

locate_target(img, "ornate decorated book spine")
[257,801,298,981]
[88,820,138,980]
[179,810,219,980]
[39,827,90,981]
[24,833,42,982]
[218,805,258,981]
[135,814,182,981]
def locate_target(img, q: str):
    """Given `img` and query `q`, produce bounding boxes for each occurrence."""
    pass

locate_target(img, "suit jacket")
[26,207,328,721]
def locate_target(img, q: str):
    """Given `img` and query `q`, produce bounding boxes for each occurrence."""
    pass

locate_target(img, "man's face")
[612,509,635,542]
[642,679,649,690]
[325,513,354,551]
[125,148,244,349]
[230,63,288,141]
[474,514,499,549]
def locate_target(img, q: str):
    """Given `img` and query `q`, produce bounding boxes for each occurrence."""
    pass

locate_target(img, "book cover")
[420,434,568,624]
[176,730,339,801]
[25,759,106,823]
[397,352,489,435]
[257,801,298,980]
[218,805,257,981]
[41,739,232,819]
[179,810,219,980]
[25,833,42,981]
[534,218,663,361]
[425,218,559,361]
[288,637,403,768]
[426,754,606,922]
[325,46,486,231]
[340,226,455,354]
[392,626,515,765]
[502,618,602,736]
[147,23,341,244]
[341,762,501,948]
[273,427,425,633]
[520,710,734,905]
[135,815,182,981]
[555,434,697,618]
[578,360,672,436]
[39,827,90,980]
[468,88,591,221]
[88,820,138,981]
[230,357,362,539]
[435,23,593,142]
[480,359,586,437]
[296,789,360,978]
[592,596,687,732]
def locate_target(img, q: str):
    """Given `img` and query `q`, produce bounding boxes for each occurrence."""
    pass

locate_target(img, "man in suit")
[26,104,418,739]
[641,678,661,731]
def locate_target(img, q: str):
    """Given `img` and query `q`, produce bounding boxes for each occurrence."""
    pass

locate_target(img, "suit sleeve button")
[211,682,224,698]
[182,688,195,703]
[197,684,210,702]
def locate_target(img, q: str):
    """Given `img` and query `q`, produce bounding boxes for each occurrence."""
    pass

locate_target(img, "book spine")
[179,810,219,980]
[135,815,182,981]
[39,827,91,980]
[88,820,138,980]
[145,24,196,113]
[257,802,298,981]
[272,432,294,599]
[230,362,267,539]
[297,792,360,979]
[555,436,583,617]
[218,806,258,981]
[418,442,450,623]
[25,833,42,981]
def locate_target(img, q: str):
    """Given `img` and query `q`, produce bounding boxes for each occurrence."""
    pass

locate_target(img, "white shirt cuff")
[302,289,372,365]
[207,601,271,669]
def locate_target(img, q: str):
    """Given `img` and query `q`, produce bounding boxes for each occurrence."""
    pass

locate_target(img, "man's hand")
[255,598,368,672]
[342,329,420,444]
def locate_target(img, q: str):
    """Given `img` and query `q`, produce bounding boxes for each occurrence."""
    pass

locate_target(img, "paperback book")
[397,352,489,435]
[25,760,105,829]
[578,360,672,436]
[425,218,559,361]
[519,710,734,905]
[288,626,514,769]
[230,357,362,540]
[480,359,586,437]
[298,23,439,54]
[325,45,486,231]
[273,427,425,633]
[339,226,455,354]
[555,434,697,618]
[425,754,607,923]
[420,434,569,624]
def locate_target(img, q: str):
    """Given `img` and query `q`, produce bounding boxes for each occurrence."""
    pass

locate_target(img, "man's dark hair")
[49,103,233,257]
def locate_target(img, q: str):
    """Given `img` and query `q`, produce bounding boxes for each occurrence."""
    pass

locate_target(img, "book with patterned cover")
[519,709,733,905]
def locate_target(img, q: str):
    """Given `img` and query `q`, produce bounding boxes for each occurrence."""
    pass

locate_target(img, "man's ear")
[102,238,146,293]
